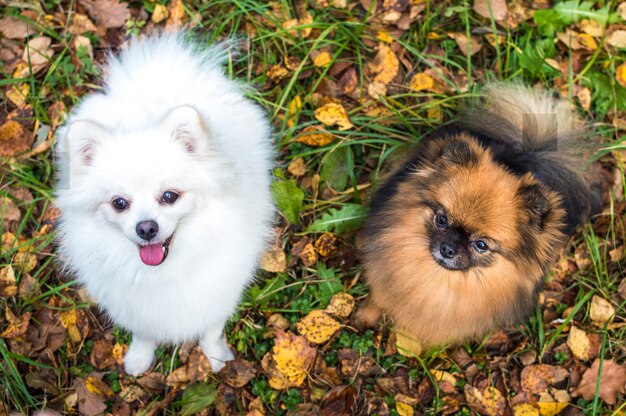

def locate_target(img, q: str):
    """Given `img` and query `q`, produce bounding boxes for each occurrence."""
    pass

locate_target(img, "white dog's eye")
[161,191,180,204]
[111,197,130,211]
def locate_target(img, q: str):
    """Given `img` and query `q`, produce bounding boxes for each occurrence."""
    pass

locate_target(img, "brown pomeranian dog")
[357,84,599,348]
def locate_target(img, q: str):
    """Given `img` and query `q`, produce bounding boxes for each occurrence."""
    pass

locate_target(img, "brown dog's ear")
[439,140,477,166]
[517,181,552,228]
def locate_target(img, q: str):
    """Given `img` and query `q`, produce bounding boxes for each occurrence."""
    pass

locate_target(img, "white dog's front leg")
[124,336,156,376]
[199,327,234,372]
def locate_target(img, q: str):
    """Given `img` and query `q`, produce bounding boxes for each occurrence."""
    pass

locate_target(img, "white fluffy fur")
[54,33,274,375]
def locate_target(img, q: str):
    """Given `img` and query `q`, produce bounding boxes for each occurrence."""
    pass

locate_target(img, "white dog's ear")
[66,120,109,166]
[161,106,210,154]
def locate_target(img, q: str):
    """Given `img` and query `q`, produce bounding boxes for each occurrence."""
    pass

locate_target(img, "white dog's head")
[59,106,229,266]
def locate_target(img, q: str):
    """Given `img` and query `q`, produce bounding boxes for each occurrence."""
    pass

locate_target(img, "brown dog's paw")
[353,301,383,331]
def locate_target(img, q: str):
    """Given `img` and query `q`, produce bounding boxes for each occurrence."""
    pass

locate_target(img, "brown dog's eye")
[472,240,489,253]
[161,191,180,204]
[435,214,448,227]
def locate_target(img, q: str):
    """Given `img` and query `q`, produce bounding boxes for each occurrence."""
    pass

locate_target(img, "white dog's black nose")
[136,220,159,240]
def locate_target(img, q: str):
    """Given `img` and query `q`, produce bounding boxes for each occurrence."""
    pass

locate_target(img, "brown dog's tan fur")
[358,134,567,346]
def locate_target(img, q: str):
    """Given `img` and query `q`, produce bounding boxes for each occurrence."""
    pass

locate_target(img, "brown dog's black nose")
[440,242,457,259]
[136,220,159,241]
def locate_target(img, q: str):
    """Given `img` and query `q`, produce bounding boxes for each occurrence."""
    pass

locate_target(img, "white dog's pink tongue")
[139,243,164,266]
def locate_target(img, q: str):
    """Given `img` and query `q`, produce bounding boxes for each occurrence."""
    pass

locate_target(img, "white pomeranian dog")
[54,32,274,376]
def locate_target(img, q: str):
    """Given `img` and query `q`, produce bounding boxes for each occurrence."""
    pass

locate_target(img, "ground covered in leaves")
[1,0,626,415]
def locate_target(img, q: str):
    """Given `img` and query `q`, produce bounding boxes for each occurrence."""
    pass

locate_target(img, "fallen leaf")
[607,30,626,48]
[449,32,482,56]
[267,64,289,82]
[288,158,307,176]
[23,36,53,66]
[590,295,614,327]
[313,51,332,68]
[368,81,388,99]
[325,293,355,318]
[572,359,626,405]
[521,365,568,394]
[152,4,169,23]
[395,330,423,357]
[576,86,591,110]
[61,309,83,343]
[618,279,626,300]
[619,2,626,20]
[409,72,436,92]
[473,0,508,21]
[260,245,287,273]
[0,307,31,338]
[396,401,414,416]
[321,385,356,416]
[166,0,187,29]
[79,0,130,29]
[580,19,604,37]
[283,11,313,38]
[1,196,21,225]
[5,84,30,109]
[74,377,107,416]
[0,265,17,297]
[315,233,339,257]
[219,359,256,388]
[536,401,569,416]
[567,326,600,361]
[464,385,506,416]
[291,239,317,267]
[263,330,316,389]
[513,403,539,416]
[296,310,341,344]
[314,103,353,130]
[13,252,37,272]
[0,16,32,39]
[369,44,399,84]
[616,64,626,88]
[89,339,119,369]
[295,126,335,147]
[67,14,97,35]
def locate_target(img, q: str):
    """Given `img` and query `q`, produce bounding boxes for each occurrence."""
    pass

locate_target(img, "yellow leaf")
[513,403,539,416]
[377,30,393,43]
[313,51,332,68]
[430,369,456,385]
[395,330,423,357]
[269,330,316,388]
[61,309,82,343]
[267,64,289,81]
[287,157,307,176]
[314,233,338,257]
[396,401,414,416]
[465,386,506,416]
[13,252,37,273]
[295,126,335,147]
[0,265,17,297]
[151,4,169,23]
[567,326,592,360]
[314,103,353,130]
[6,84,30,109]
[537,402,569,416]
[325,293,355,318]
[590,295,614,326]
[369,44,399,84]
[409,72,435,92]
[296,310,341,344]
[283,11,313,38]
[616,63,626,88]
[578,33,598,50]
[285,95,302,128]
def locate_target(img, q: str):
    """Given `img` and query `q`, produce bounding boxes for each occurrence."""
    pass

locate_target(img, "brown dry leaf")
[288,158,307,176]
[464,385,506,416]
[1,307,31,339]
[283,11,313,38]
[0,265,17,297]
[409,72,436,92]
[368,81,388,99]
[267,64,289,82]
[219,359,256,388]
[1,196,21,225]
[616,64,626,89]
[369,44,399,84]
[618,279,626,300]
[0,120,31,157]
[260,245,287,273]
[73,35,93,61]
[567,326,600,361]
[520,364,568,394]
[75,377,107,416]
[23,36,54,66]
[68,14,97,35]
[79,0,130,29]
[576,86,591,110]
[580,19,603,37]
[315,233,338,257]
[296,310,341,344]
[572,359,626,405]
[619,2,626,19]
[13,252,37,272]
[448,33,482,56]
[473,0,508,21]
[590,295,614,326]
[296,126,335,147]
[89,339,119,369]
[265,330,316,389]
[0,16,32,39]
[607,30,626,48]
[291,239,317,267]
[5,84,30,109]
[313,51,332,68]
[325,293,355,318]
[314,103,353,130]
[152,4,169,23]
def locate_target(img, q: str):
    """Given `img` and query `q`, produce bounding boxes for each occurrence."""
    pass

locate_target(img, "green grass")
[1,0,626,414]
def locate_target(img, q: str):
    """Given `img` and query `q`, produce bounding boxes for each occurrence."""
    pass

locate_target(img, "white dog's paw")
[124,339,156,376]
[200,337,234,372]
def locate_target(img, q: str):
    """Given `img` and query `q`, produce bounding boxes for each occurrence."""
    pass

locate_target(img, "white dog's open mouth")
[138,234,174,266]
